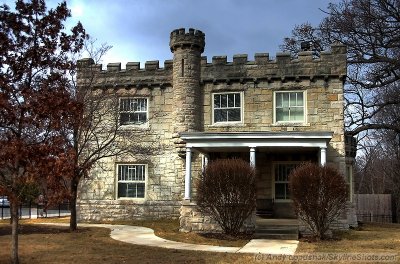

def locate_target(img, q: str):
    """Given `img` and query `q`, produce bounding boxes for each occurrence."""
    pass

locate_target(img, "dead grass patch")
[0,219,399,263]
[0,223,255,264]
[297,222,400,255]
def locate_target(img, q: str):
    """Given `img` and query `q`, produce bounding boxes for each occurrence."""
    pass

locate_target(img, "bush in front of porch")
[196,158,256,236]
[289,162,348,240]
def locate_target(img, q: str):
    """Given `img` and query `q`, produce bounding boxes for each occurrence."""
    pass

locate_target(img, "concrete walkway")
[78,223,299,255]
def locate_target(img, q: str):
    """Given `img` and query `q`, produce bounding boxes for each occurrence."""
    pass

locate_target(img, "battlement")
[77,28,347,88]
[77,59,174,72]
[199,43,347,82]
[78,43,345,73]
[169,28,205,53]
[197,43,346,66]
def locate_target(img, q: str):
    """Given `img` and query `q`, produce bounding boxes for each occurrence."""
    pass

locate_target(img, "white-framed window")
[274,91,306,123]
[273,163,298,201]
[212,92,242,123]
[116,164,146,199]
[119,98,148,125]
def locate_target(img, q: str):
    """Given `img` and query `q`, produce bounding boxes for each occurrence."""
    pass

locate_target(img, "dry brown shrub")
[289,162,348,239]
[196,158,256,236]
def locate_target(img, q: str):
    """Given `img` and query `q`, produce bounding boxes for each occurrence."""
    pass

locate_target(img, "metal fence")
[0,201,70,220]
[355,194,393,223]
[356,213,393,223]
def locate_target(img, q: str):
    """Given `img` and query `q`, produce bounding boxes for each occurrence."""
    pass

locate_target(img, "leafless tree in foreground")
[0,1,86,263]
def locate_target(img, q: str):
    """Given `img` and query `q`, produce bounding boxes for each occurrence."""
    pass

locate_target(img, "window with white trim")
[117,164,146,199]
[213,92,242,123]
[119,98,148,125]
[274,164,297,200]
[275,91,305,122]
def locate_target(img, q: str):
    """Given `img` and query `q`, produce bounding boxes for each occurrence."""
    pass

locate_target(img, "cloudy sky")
[6,0,337,68]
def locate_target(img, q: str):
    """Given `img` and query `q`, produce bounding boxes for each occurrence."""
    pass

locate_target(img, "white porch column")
[250,147,256,168]
[320,147,327,166]
[184,147,192,200]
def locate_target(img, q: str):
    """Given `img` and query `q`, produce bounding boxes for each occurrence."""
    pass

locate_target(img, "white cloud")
[70,2,84,18]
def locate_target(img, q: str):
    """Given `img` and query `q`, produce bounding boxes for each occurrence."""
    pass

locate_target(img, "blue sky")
[4,0,337,68]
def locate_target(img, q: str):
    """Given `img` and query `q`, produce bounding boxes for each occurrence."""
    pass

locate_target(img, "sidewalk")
[79,223,299,255]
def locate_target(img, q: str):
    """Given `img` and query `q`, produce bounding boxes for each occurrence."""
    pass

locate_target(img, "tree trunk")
[69,176,79,231]
[11,200,19,264]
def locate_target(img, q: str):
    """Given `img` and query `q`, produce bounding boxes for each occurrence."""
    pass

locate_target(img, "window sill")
[118,123,150,131]
[274,199,293,203]
[273,122,310,127]
[116,197,147,204]
[209,122,244,127]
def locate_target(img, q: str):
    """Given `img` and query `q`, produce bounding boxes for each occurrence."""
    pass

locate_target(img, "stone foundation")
[77,200,181,221]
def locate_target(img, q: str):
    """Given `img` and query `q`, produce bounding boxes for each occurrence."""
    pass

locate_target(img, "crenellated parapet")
[77,58,173,89]
[77,28,346,90]
[199,43,347,83]
[169,28,205,53]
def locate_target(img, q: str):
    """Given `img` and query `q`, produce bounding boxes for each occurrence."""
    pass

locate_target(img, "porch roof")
[180,131,333,149]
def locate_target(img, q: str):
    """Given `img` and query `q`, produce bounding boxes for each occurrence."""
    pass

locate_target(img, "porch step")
[254,218,299,240]
[254,226,299,240]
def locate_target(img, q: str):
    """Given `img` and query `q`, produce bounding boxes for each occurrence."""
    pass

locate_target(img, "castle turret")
[170,28,205,134]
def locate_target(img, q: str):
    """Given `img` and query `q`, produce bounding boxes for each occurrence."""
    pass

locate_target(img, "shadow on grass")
[0,224,90,236]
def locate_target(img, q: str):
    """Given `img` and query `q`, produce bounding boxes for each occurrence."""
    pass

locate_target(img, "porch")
[179,131,333,234]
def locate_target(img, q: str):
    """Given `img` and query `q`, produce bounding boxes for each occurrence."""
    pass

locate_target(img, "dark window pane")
[235,93,241,107]
[214,109,227,122]
[136,113,147,123]
[118,182,136,198]
[221,94,227,108]
[228,109,241,121]
[127,183,136,197]
[286,184,290,199]
[137,183,145,198]
[275,184,286,199]
[227,94,234,107]
[120,113,130,125]
[214,94,220,108]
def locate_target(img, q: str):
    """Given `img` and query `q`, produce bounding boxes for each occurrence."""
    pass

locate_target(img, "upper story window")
[117,164,146,199]
[274,91,306,123]
[213,92,242,124]
[119,98,148,125]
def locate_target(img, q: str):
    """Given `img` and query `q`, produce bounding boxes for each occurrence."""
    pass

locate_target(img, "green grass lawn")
[0,218,399,264]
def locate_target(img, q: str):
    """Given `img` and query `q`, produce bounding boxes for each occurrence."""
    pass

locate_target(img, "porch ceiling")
[180,131,333,152]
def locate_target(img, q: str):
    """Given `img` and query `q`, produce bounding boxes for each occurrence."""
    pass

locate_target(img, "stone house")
[77,28,357,233]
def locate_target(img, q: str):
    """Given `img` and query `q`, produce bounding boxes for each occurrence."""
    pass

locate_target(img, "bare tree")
[281,0,400,136]
[355,84,400,221]
[0,1,86,263]
[62,39,161,231]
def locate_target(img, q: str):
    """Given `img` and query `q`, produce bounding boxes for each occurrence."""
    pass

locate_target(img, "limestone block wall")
[77,28,354,230]
[77,79,186,221]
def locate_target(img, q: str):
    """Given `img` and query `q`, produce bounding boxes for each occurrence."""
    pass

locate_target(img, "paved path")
[78,223,299,255]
